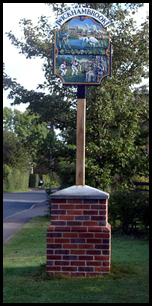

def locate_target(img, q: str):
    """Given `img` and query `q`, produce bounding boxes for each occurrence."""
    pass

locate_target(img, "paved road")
[3,189,47,219]
[3,189,49,243]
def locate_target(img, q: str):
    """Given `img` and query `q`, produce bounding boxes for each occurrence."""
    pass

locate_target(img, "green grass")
[3,216,149,303]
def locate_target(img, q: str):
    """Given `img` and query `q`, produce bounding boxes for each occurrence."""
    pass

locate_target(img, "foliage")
[3,164,13,190]
[42,173,60,187]
[109,187,149,235]
[57,159,76,189]
[29,173,60,188]
[29,173,39,188]
[3,129,29,170]
[3,120,30,191]
[3,164,29,191]
[85,83,149,189]
[3,107,59,191]
[3,3,149,189]
[3,107,58,174]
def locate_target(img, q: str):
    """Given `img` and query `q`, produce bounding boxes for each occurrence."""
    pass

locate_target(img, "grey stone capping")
[50,185,109,199]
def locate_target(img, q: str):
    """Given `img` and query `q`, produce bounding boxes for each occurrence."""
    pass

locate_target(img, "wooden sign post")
[76,86,86,185]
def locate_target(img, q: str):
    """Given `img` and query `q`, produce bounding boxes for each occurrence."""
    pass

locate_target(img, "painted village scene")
[54,16,111,84]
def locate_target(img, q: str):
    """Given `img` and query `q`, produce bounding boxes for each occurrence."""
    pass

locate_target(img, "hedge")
[3,165,60,191]
[29,174,39,188]
[108,187,149,235]
[29,173,60,188]
[3,164,29,191]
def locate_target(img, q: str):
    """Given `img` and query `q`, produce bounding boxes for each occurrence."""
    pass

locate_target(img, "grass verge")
[3,216,149,303]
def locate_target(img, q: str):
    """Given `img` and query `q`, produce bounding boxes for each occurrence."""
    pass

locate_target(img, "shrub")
[42,173,60,187]
[3,164,13,190]
[29,173,60,188]
[109,187,149,235]
[29,174,39,188]
[57,160,75,189]
[3,164,29,191]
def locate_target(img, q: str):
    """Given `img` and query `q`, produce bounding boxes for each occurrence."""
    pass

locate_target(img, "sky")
[3,3,149,113]
[3,3,55,112]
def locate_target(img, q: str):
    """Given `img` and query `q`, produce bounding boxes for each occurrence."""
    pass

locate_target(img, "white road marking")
[3,201,45,220]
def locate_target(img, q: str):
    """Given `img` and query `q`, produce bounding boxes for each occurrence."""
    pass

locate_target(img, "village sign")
[53,5,111,85]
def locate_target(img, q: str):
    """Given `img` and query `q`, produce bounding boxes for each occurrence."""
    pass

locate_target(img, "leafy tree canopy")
[3,107,57,173]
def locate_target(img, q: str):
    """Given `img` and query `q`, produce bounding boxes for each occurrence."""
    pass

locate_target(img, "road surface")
[3,189,48,243]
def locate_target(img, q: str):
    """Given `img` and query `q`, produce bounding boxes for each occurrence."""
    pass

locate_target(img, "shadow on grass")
[4,262,136,283]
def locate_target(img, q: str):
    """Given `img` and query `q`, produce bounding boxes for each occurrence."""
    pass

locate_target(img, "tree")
[3,107,57,173]
[3,107,14,131]
[3,3,149,189]
[3,129,29,170]
[85,84,149,189]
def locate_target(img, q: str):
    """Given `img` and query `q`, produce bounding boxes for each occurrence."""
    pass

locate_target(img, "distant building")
[68,26,79,34]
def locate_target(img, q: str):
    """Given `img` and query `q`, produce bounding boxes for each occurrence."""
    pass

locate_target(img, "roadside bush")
[57,160,75,189]
[29,174,39,188]
[3,164,29,191]
[3,164,13,190]
[109,187,149,235]
[29,173,60,188]
[42,173,60,187]
[13,168,29,190]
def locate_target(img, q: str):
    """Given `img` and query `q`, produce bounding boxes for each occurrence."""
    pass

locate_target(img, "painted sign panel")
[53,14,111,85]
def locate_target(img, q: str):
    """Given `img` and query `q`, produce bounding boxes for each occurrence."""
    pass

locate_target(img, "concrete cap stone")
[50,185,109,199]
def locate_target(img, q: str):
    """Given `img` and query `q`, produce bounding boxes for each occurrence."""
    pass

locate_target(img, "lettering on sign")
[55,7,111,29]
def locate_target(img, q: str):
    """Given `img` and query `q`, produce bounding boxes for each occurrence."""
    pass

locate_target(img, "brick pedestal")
[46,185,111,277]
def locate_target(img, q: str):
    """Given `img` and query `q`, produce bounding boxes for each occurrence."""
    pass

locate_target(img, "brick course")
[47,198,111,276]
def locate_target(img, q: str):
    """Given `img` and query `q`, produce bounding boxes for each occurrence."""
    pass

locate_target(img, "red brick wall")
[46,198,111,277]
